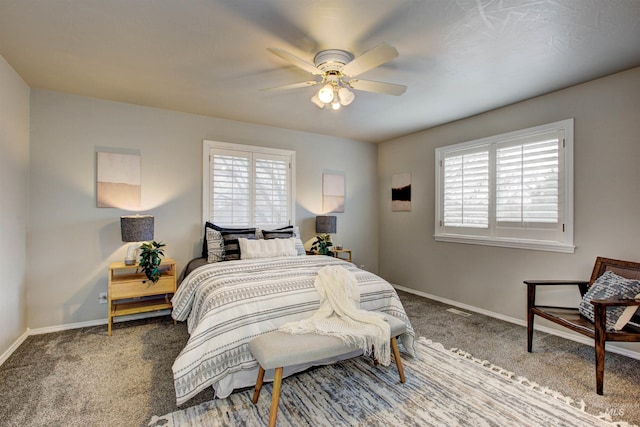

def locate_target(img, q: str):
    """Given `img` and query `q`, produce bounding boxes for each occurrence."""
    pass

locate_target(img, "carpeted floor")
[0,290,639,426]
[150,338,616,427]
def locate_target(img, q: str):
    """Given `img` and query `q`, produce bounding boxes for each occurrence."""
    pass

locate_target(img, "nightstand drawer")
[110,275,175,299]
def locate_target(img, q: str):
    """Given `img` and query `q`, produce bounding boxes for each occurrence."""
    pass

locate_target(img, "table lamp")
[120,215,154,265]
[315,215,337,234]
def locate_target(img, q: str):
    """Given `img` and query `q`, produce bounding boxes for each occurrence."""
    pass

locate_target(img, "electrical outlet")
[98,292,107,304]
[359,264,365,270]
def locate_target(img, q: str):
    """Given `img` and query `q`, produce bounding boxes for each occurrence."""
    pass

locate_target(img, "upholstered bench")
[248,316,407,427]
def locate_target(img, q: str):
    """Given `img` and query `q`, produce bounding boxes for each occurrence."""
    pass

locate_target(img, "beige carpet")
[150,337,624,427]
[0,291,639,426]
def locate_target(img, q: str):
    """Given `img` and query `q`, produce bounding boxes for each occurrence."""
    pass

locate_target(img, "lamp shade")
[338,87,355,106]
[317,84,334,103]
[120,215,154,242]
[311,93,325,109]
[315,216,337,234]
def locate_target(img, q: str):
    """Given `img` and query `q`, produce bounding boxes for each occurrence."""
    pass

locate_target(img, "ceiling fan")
[264,43,407,110]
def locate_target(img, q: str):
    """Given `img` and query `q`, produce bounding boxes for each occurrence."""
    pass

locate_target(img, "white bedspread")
[171,255,415,405]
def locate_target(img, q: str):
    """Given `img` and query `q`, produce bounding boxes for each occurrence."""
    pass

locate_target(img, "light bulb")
[317,84,334,103]
[338,87,355,106]
[331,100,341,110]
[310,94,325,108]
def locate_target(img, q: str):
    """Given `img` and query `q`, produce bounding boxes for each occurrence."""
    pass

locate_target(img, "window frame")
[202,140,296,228]
[434,118,574,253]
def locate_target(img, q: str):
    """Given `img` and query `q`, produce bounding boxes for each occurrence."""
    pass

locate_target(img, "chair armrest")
[591,298,640,308]
[525,280,590,297]
[525,280,591,309]
[524,280,589,286]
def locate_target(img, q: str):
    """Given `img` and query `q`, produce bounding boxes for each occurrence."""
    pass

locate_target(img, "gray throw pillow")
[578,270,640,330]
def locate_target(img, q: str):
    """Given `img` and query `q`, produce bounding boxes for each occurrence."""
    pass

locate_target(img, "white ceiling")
[1,0,639,143]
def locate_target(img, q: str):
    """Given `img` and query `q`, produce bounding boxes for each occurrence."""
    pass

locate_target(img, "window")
[203,140,295,228]
[435,119,574,253]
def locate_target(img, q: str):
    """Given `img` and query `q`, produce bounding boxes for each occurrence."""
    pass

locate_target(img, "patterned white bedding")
[171,255,415,405]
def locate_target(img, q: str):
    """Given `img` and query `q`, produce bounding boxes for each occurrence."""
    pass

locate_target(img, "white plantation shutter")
[204,141,294,228]
[254,155,290,226]
[435,119,574,253]
[210,150,251,227]
[443,148,489,229]
[496,133,560,225]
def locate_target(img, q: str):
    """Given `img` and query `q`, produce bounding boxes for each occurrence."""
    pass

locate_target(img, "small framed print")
[96,151,141,209]
[392,172,411,212]
[323,173,345,213]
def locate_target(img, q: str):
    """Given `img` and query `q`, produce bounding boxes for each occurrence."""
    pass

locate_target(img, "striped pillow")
[262,230,294,240]
[205,228,225,263]
[221,229,257,261]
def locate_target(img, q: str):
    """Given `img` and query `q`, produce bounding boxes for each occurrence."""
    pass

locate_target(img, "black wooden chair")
[525,256,640,394]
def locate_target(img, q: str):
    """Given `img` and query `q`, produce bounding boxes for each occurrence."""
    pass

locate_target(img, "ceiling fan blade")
[341,43,399,77]
[261,80,320,92]
[348,79,407,96]
[267,48,324,76]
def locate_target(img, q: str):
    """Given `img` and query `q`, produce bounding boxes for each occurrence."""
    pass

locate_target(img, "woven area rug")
[149,337,633,427]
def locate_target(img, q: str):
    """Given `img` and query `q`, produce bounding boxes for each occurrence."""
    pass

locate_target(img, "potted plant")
[310,234,334,256]
[138,241,166,283]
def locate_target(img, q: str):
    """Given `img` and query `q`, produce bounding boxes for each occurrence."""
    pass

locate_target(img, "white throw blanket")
[279,265,392,365]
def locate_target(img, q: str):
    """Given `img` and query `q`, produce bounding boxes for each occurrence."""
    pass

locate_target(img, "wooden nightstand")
[107,258,177,336]
[305,249,353,263]
[333,249,352,263]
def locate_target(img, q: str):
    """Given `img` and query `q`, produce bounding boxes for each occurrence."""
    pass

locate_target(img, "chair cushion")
[578,271,640,330]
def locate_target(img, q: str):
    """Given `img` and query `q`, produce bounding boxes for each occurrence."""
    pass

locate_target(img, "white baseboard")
[393,284,640,361]
[0,309,172,366]
[27,309,171,336]
[0,330,29,366]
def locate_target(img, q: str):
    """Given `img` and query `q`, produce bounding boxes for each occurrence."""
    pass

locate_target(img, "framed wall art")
[96,151,141,209]
[392,172,411,211]
[323,172,345,213]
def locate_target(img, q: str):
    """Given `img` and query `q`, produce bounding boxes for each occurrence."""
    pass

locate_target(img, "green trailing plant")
[138,241,166,283]
[310,234,334,256]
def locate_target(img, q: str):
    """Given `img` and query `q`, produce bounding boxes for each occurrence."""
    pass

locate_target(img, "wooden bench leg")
[269,367,283,427]
[252,366,283,426]
[391,337,405,383]
[252,366,265,404]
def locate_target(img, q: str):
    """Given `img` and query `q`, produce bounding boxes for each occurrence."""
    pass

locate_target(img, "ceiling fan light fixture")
[317,84,334,103]
[266,43,406,111]
[310,94,325,108]
[338,87,355,106]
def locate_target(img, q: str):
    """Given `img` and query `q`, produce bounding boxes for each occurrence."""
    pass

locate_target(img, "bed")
[171,252,416,405]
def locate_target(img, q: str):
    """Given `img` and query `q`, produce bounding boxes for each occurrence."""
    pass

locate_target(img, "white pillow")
[239,237,298,259]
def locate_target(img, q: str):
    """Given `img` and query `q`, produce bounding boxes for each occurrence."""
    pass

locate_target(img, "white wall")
[0,56,30,356]
[379,67,640,350]
[28,90,378,329]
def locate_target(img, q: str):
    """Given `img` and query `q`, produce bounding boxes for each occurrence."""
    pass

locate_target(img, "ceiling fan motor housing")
[314,49,354,73]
